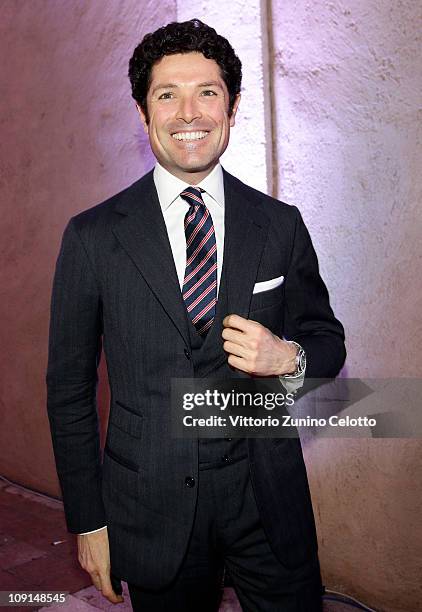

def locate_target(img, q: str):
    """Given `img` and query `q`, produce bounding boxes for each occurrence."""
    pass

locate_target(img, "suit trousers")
[127,448,323,612]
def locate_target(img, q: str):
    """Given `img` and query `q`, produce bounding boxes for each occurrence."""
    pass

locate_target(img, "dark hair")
[128,19,242,121]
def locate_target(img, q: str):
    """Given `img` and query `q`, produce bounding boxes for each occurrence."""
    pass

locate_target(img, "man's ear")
[229,93,241,127]
[136,103,149,134]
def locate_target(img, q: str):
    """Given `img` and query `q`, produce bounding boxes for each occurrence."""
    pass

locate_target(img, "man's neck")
[157,162,219,185]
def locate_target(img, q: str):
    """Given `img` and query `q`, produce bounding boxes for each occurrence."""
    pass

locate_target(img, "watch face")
[283,342,306,378]
[298,348,306,374]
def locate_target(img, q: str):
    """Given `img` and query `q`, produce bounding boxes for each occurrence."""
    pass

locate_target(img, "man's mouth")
[171,131,210,141]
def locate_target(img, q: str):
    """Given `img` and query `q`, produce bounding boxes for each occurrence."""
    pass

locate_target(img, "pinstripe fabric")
[46,168,346,590]
[180,187,217,336]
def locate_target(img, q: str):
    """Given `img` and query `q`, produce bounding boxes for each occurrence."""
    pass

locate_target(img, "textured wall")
[0,0,176,494]
[177,0,272,193]
[272,2,422,610]
[306,438,422,611]
[272,0,422,377]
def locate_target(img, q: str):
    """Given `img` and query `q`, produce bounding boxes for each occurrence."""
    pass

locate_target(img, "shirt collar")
[153,161,224,211]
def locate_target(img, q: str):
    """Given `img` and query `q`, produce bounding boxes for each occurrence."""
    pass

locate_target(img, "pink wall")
[272,0,422,378]
[0,0,176,494]
[272,2,422,609]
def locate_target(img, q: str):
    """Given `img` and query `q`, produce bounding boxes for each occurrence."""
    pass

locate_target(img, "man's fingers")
[227,353,249,372]
[221,327,244,344]
[76,530,122,604]
[90,569,124,604]
[223,314,258,332]
[223,340,248,358]
[99,572,124,604]
[222,320,264,353]
[90,571,102,591]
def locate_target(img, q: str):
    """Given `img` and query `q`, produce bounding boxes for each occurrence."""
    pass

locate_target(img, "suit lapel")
[197,170,270,373]
[222,170,270,319]
[111,171,190,346]
[110,169,270,355]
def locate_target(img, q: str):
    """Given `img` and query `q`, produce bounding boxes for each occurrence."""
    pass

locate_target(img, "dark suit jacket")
[46,168,346,589]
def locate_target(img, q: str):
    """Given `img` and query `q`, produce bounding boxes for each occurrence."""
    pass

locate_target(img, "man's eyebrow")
[151,83,179,94]
[197,81,223,88]
[151,81,224,95]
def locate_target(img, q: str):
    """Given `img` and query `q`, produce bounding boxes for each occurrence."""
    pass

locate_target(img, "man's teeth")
[172,131,209,141]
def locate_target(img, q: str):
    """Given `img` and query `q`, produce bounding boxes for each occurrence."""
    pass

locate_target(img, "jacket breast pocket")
[249,283,284,313]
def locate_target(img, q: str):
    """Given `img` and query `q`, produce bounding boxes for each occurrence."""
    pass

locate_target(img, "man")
[46,19,346,612]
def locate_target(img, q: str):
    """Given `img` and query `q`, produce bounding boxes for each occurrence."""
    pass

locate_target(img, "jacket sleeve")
[283,207,347,378]
[46,217,106,534]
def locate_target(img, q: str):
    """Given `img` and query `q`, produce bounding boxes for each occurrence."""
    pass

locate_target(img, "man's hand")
[77,528,124,605]
[222,314,297,376]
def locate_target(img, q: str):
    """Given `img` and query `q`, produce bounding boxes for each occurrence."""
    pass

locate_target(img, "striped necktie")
[180,186,217,336]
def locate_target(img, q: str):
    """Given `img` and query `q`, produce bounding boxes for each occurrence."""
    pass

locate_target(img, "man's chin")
[182,163,215,173]
[165,159,218,177]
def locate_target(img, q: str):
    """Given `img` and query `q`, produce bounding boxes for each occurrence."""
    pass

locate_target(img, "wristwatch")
[282,340,306,379]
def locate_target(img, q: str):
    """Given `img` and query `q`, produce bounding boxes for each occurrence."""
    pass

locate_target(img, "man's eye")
[201,90,217,96]
[158,92,174,100]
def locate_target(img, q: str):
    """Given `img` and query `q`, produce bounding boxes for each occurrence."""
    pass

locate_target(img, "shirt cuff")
[78,525,107,536]
[279,371,305,394]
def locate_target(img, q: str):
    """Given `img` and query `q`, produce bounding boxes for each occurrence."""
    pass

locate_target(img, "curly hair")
[128,19,242,122]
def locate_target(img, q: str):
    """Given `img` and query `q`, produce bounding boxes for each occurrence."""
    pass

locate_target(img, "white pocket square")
[253,275,285,294]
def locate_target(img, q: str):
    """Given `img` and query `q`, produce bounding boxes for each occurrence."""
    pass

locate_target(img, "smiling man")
[140,52,239,183]
[46,19,346,612]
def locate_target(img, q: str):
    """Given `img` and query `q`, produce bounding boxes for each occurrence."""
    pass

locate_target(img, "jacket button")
[222,454,230,463]
[184,348,191,360]
[185,476,195,488]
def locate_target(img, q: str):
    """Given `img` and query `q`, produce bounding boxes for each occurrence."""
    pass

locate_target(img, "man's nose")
[176,97,202,123]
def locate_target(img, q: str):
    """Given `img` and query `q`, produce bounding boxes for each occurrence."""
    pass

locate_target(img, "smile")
[171,131,209,141]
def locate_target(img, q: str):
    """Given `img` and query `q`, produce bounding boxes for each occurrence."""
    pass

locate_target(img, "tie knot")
[180,186,205,207]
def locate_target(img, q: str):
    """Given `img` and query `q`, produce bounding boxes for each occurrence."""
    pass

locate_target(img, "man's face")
[137,52,240,183]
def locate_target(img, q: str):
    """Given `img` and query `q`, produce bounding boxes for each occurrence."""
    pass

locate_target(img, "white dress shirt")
[153,161,225,294]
